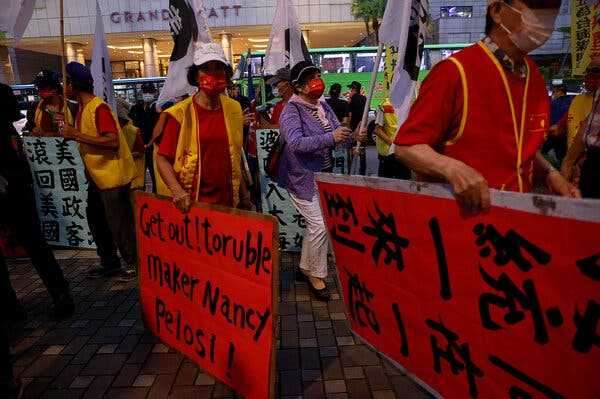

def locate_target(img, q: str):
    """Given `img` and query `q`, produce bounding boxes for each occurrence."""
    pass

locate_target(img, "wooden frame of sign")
[135,192,279,399]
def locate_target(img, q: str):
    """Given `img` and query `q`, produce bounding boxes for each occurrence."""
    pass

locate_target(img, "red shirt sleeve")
[95,104,118,136]
[157,114,181,161]
[394,60,463,148]
[271,100,285,125]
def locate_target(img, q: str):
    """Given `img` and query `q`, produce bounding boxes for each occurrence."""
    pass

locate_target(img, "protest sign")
[23,137,94,248]
[571,0,600,76]
[256,128,347,251]
[135,193,278,399]
[317,174,600,399]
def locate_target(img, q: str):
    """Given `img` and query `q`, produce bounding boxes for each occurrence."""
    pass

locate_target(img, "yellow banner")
[384,46,398,97]
[572,0,600,76]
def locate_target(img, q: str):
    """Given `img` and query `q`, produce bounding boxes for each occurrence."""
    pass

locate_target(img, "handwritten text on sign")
[23,137,94,248]
[136,194,278,399]
[317,176,600,399]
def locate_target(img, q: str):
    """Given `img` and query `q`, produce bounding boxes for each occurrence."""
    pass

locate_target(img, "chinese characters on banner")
[571,0,600,75]
[317,174,600,399]
[256,128,347,252]
[135,193,278,399]
[23,137,95,248]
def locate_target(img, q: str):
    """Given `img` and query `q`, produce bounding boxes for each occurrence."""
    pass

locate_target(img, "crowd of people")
[1,0,599,396]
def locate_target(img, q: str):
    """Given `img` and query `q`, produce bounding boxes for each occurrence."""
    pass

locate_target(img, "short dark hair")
[67,77,93,94]
[485,0,562,35]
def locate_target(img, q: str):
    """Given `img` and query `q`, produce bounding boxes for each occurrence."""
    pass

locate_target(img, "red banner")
[317,176,600,399]
[135,193,278,399]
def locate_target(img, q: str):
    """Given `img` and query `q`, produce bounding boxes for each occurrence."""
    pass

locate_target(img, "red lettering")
[110,12,121,23]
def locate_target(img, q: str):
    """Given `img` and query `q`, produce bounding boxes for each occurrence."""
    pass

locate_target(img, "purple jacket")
[277,97,342,200]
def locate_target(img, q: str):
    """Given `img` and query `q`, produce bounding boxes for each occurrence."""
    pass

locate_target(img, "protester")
[347,80,367,175]
[551,63,600,151]
[277,60,364,301]
[26,69,75,136]
[561,81,600,198]
[326,83,350,126]
[156,43,252,212]
[60,62,137,278]
[542,81,573,165]
[117,98,146,190]
[394,0,578,213]
[374,98,410,179]
[0,82,74,321]
[129,82,159,192]
[267,67,293,125]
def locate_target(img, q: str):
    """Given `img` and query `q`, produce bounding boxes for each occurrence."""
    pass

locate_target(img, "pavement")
[6,250,433,399]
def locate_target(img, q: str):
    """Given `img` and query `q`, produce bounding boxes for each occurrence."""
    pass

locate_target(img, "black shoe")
[309,281,331,301]
[87,267,121,279]
[295,270,309,282]
[53,293,75,319]
[8,302,27,322]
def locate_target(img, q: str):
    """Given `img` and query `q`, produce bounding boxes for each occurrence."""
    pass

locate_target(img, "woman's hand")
[548,170,581,198]
[172,190,192,213]
[353,126,368,143]
[243,109,256,127]
[332,127,351,145]
[61,125,79,141]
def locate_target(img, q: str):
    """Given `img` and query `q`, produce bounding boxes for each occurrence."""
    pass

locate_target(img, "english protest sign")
[135,193,279,399]
[317,174,600,399]
[23,137,94,248]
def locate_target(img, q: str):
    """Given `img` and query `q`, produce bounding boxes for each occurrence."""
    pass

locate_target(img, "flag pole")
[351,42,384,174]
[59,0,67,119]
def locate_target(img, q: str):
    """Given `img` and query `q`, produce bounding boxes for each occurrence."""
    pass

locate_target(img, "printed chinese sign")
[256,128,347,252]
[23,137,94,248]
[136,193,278,399]
[317,174,600,399]
[572,0,600,75]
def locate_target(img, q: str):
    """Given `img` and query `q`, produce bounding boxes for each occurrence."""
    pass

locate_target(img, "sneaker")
[309,282,331,301]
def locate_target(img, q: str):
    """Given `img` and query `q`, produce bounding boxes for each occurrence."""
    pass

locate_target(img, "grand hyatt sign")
[110,6,243,24]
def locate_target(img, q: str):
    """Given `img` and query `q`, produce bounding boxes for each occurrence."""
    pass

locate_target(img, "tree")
[351,0,387,45]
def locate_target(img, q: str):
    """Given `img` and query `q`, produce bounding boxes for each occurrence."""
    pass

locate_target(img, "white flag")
[263,0,310,76]
[1,0,36,44]
[90,0,115,111]
[380,0,429,131]
[157,0,212,107]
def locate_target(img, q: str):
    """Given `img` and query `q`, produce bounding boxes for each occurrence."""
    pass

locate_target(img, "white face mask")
[272,88,280,98]
[501,5,558,53]
[142,93,155,103]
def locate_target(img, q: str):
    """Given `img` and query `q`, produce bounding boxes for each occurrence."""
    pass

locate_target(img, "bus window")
[354,52,385,73]
[321,53,351,74]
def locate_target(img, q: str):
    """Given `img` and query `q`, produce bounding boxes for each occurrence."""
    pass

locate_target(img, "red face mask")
[198,72,227,97]
[306,78,325,99]
[39,89,56,100]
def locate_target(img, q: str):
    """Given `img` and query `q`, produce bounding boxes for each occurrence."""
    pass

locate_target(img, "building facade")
[1,0,366,84]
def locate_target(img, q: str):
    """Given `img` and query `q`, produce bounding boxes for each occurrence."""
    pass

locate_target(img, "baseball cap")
[348,81,361,91]
[193,42,230,68]
[66,62,94,89]
[266,67,291,87]
[290,60,320,84]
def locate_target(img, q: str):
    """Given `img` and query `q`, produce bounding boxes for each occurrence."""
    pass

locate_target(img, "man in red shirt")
[394,0,578,213]
[156,43,251,212]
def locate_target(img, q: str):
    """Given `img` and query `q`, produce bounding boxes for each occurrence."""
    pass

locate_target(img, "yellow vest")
[78,96,135,190]
[567,93,593,149]
[35,99,74,130]
[162,95,243,207]
[376,100,398,157]
[121,121,145,190]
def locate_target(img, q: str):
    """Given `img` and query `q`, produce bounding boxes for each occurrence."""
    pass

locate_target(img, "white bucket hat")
[193,42,230,68]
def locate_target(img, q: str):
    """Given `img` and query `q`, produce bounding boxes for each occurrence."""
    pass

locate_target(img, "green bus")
[237,43,470,108]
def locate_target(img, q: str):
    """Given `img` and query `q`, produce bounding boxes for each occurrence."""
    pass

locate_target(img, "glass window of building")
[440,6,473,18]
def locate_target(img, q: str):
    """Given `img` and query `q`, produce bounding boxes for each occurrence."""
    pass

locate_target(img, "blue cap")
[66,62,93,86]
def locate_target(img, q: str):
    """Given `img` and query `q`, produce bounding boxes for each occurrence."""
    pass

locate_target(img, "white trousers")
[289,192,329,279]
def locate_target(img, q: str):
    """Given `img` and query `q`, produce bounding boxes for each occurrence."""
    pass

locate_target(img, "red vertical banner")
[135,193,279,399]
[317,175,600,399]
